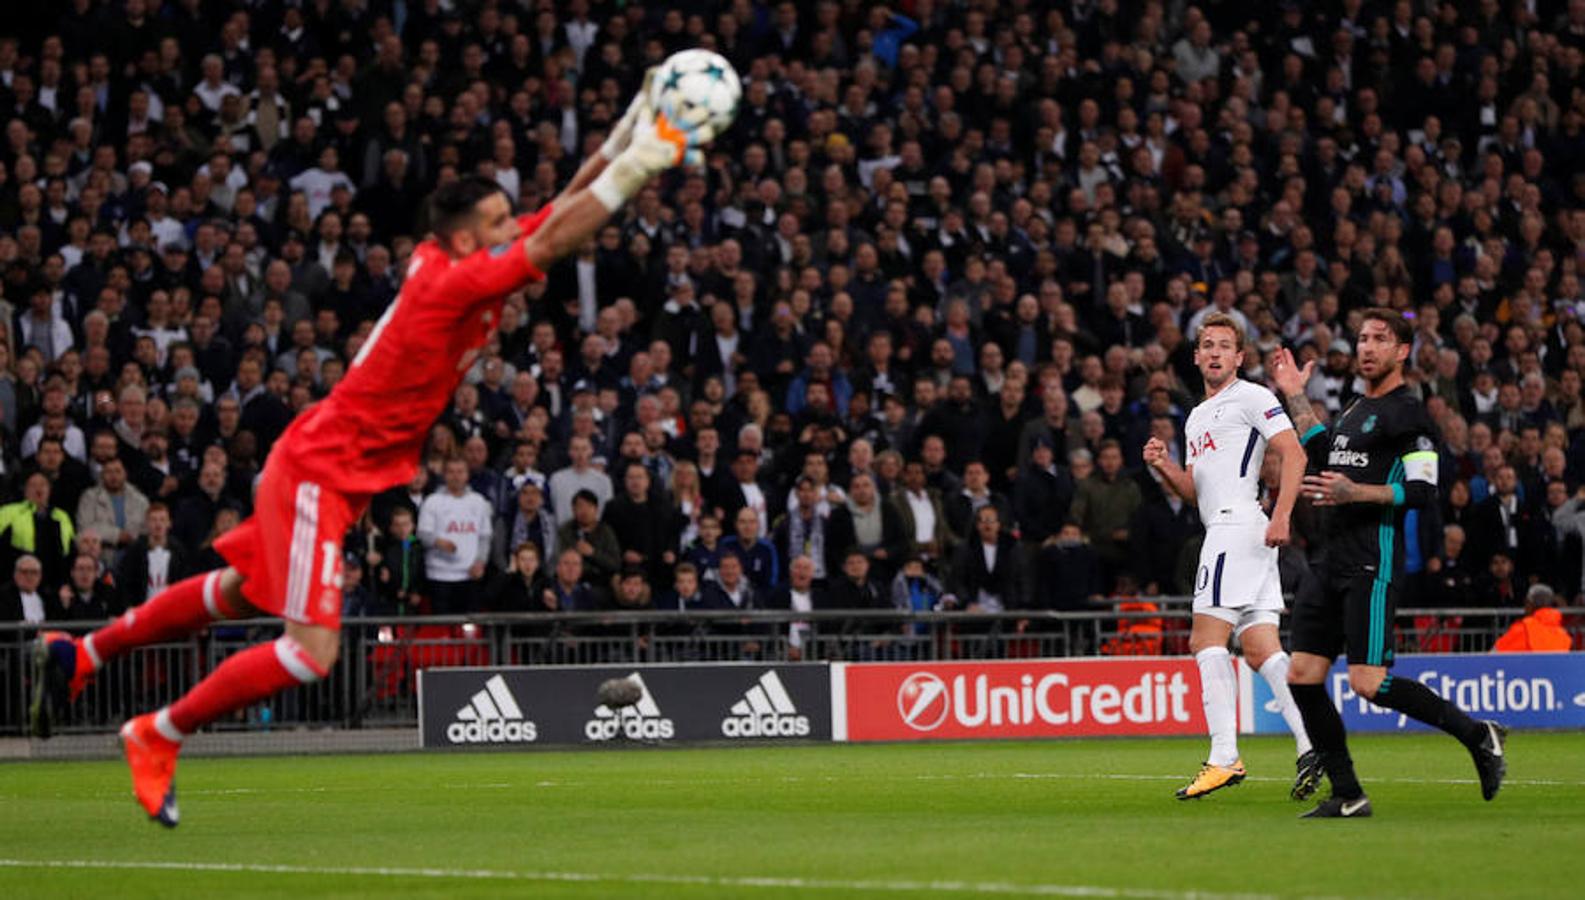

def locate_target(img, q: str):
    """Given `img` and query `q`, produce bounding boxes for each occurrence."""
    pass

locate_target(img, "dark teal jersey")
[1299,385,1440,578]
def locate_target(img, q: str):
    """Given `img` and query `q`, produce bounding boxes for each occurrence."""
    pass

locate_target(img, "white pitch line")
[510,771,1585,789]
[179,782,520,797]
[0,858,1289,900]
[20,769,1561,803]
[992,772,1585,788]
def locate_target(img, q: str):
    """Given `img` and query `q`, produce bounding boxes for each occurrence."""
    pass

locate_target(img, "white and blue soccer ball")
[648,49,742,135]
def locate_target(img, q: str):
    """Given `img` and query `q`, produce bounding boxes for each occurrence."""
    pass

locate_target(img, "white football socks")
[1259,651,1313,757]
[1195,646,1240,767]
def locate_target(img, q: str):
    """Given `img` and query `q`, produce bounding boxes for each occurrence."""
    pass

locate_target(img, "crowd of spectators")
[1,1,1583,649]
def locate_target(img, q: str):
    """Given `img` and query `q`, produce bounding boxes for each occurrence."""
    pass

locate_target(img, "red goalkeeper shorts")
[214,453,370,630]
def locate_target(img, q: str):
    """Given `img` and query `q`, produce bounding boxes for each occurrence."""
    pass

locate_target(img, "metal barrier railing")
[1,606,1570,736]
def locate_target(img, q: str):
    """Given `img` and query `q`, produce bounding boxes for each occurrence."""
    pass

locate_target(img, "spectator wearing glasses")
[0,554,49,623]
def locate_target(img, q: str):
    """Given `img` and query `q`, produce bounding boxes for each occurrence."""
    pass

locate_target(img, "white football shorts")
[1192,520,1284,635]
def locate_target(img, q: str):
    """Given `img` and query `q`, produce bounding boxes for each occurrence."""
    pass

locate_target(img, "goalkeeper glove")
[599,68,656,162]
[590,108,719,212]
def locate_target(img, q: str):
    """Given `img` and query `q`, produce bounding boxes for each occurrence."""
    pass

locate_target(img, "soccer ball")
[648,49,741,136]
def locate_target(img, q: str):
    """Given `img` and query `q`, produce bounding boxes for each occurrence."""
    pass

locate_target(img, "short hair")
[573,488,600,507]
[429,175,508,237]
[1197,312,1246,349]
[1361,307,1412,345]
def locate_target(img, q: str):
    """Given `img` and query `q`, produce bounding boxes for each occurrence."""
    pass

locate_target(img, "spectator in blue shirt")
[683,514,727,584]
[720,506,780,590]
[785,342,853,418]
[868,7,918,69]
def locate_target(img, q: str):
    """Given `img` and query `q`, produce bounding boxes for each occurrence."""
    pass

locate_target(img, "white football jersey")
[1183,379,1294,523]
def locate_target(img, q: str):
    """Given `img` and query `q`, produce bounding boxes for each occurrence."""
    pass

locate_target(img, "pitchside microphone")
[597,675,643,709]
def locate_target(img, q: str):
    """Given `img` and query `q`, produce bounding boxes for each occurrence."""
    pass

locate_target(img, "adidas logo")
[447,675,538,744]
[584,673,675,741]
[721,670,810,738]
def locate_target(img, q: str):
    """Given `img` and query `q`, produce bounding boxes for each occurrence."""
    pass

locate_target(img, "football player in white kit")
[1142,313,1323,801]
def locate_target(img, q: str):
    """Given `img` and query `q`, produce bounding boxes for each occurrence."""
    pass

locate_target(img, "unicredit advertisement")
[1242,653,1585,734]
[833,659,1204,742]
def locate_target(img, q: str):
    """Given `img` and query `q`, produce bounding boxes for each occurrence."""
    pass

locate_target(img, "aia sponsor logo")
[1187,431,1218,460]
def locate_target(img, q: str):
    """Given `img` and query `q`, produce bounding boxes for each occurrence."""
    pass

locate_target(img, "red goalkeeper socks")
[163,637,328,737]
[86,572,232,669]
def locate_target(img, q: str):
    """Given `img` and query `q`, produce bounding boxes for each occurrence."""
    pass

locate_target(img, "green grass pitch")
[2,733,1582,898]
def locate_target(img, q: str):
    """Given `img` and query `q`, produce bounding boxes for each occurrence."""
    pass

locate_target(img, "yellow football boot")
[1175,759,1246,799]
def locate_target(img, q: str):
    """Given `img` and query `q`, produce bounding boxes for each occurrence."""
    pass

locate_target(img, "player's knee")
[1286,654,1328,684]
[1348,668,1385,700]
[1239,629,1280,671]
[1188,618,1232,656]
[217,568,254,618]
[307,639,340,671]
[280,626,340,680]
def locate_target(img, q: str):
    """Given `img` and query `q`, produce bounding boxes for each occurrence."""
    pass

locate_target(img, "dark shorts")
[1289,567,1398,667]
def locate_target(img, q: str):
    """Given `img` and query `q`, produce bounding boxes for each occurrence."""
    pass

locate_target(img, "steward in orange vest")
[1494,588,1574,652]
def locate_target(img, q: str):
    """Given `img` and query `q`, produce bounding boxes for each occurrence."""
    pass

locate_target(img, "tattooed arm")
[1270,346,1326,444]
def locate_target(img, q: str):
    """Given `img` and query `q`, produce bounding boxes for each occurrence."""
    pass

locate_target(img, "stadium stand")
[0,0,1582,672]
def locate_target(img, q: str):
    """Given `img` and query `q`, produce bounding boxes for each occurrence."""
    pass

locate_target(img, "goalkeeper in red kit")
[29,87,719,827]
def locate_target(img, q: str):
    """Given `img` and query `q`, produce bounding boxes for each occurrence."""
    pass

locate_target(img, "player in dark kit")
[1269,309,1507,818]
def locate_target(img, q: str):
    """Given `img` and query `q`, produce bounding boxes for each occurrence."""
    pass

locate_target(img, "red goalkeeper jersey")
[277,206,552,493]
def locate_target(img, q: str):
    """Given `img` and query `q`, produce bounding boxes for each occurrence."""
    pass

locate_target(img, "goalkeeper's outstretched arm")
[554,71,656,203]
[559,151,611,200]
[525,106,717,274]
[521,188,624,272]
